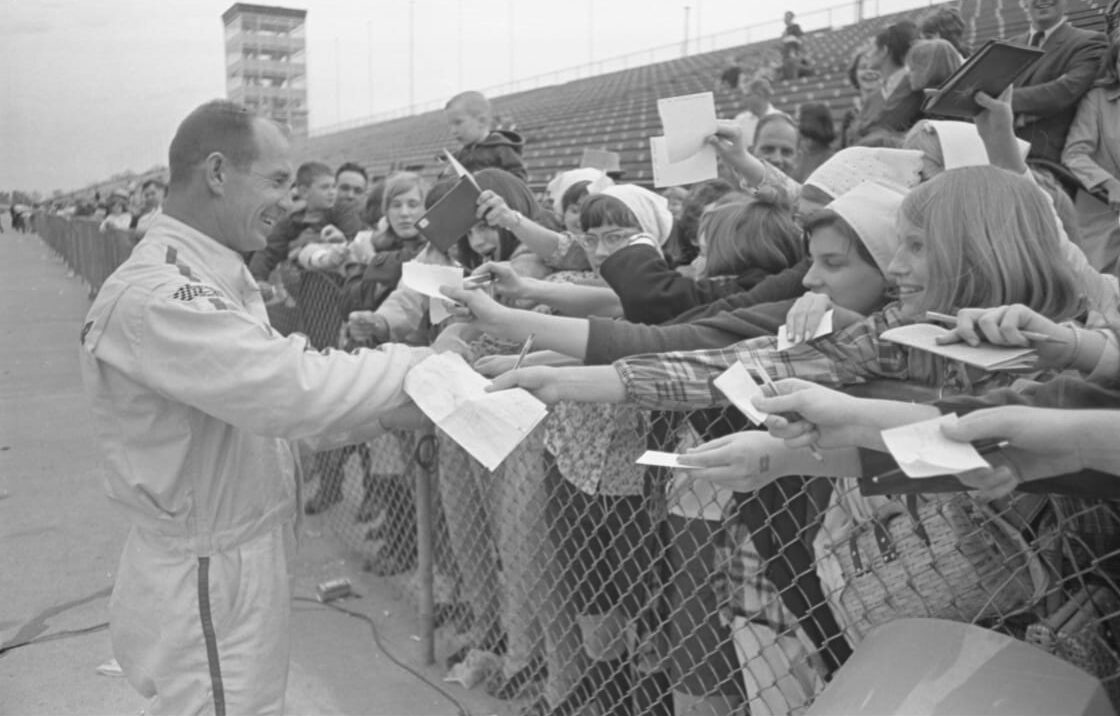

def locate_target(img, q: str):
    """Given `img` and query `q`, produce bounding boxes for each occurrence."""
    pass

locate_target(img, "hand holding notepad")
[880,323,1038,370]
[880,414,993,478]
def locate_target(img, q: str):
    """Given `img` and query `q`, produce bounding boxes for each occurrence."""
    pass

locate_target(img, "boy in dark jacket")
[444,91,527,181]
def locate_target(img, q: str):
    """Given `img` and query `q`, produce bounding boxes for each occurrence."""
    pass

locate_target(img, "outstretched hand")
[680,431,784,491]
[486,366,567,404]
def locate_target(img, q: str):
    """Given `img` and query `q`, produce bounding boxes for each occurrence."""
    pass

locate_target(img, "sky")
[0,0,931,195]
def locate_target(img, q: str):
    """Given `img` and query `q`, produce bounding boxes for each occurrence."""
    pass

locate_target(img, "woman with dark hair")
[794,102,837,181]
[919,5,970,57]
[1062,39,1120,273]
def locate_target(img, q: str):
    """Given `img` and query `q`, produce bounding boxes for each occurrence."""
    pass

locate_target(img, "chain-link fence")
[40,214,1120,714]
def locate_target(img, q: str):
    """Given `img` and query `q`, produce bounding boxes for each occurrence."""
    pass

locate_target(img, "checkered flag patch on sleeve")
[171,283,223,302]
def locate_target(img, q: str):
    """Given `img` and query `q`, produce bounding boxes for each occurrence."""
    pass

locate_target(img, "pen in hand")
[753,364,824,461]
[512,333,535,371]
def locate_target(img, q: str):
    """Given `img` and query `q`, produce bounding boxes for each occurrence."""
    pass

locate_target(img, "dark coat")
[1011,21,1109,163]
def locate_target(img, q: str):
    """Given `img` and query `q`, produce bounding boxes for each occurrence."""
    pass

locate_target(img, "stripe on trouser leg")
[197,556,227,716]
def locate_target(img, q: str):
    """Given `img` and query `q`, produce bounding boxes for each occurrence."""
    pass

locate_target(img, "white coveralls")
[79,215,430,715]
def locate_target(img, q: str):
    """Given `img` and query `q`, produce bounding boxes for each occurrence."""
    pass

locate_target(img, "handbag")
[824,490,1049,639]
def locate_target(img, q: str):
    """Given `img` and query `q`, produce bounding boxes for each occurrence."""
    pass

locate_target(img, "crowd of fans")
[42,2,1120,714]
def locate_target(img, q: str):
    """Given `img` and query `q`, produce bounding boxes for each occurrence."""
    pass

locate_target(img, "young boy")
[445,91,528,181]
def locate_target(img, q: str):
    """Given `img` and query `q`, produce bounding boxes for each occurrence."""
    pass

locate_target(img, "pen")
[752,362,824,461]
[512,333,535,371]
[924,311,1065,344]
[463,273,495,289]
[869,439,1009,485]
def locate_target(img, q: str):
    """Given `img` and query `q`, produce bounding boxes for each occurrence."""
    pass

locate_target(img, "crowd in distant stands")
[45,2,1120,714]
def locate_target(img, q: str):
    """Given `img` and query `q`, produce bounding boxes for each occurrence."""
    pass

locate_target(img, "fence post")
[413,430,438,665]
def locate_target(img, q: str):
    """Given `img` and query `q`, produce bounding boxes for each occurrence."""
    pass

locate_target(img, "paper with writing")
[636,450,701,469]
[404,353,548,471]
[658,92,718,163]
[650,136,718,188]
[400,262,462,325]
[880,414,991,478]
[713,361,769,425]
[880,323,1036,369]
[777,310,835,351]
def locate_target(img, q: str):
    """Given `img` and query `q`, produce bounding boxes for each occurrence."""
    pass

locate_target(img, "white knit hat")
[826,180,908,275]
[804,147,924,201]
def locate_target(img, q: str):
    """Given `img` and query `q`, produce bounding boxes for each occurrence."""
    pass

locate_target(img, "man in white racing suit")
[79,100,434,714]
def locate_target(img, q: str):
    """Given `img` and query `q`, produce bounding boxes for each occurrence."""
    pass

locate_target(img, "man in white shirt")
[80,100,433,715]
[131,178,165,237]
[733,78,787,147]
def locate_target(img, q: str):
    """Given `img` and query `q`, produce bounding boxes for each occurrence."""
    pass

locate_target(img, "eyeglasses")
[576,229,636,252]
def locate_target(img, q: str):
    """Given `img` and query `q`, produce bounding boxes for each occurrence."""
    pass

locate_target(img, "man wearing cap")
[79,100,432,715]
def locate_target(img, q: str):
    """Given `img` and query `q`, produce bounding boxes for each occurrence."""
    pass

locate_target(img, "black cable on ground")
[293,596,471,716]
[0,621,110,659]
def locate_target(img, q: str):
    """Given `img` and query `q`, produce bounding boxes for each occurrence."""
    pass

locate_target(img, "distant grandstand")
[296,0,1110,190]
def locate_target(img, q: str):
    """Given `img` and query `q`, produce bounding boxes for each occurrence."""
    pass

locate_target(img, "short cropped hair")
[168,100,263,187]
[744,78,773,99]
[445,90,491,118]
[798,102,836,146]
[296,161,333,188]
[336,161,368,181]
[875,22,918,67]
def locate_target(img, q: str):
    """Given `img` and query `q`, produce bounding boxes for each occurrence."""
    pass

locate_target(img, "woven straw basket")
[829,493,1050,638]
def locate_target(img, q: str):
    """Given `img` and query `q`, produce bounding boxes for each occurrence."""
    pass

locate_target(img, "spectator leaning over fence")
[1062,38,1120,274]
[445,90,528,182]
[77,99,435,716]
[334,161,368,215]
[131,179,165,237]
[99,191,133,232]
[1009,0,1108,165]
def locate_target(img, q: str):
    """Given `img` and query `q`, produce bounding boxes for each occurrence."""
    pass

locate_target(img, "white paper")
[880,323,1036,369]
[651,136,718,188]
[636,450,701,469]
[443,149,480,190]
[880,414,991,478]
[400,261,462,325]
[776,310,835,351]
[404,353,548,471]
[657,92,719,163]
[713,361,769,425]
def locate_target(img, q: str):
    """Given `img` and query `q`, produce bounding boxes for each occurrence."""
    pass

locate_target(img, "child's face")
[802,225,887,317]
[387,187,423,239]
[446,105,490,145]
[563,201,584,234]
[887,215,931,319]
[468,223,501,257]
[301,174,337,211]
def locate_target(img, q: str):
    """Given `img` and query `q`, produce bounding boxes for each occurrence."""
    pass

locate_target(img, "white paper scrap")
[651,136,718,188]
[713,361,769,425]
[636,450,701,469]
[400,261,463,325]
[880,414,991,478]
[404,353,548,471]
[777,310,835,351]
[658,92,718,163]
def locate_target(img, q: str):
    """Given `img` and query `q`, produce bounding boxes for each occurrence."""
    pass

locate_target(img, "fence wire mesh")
[40,214,1120,714]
